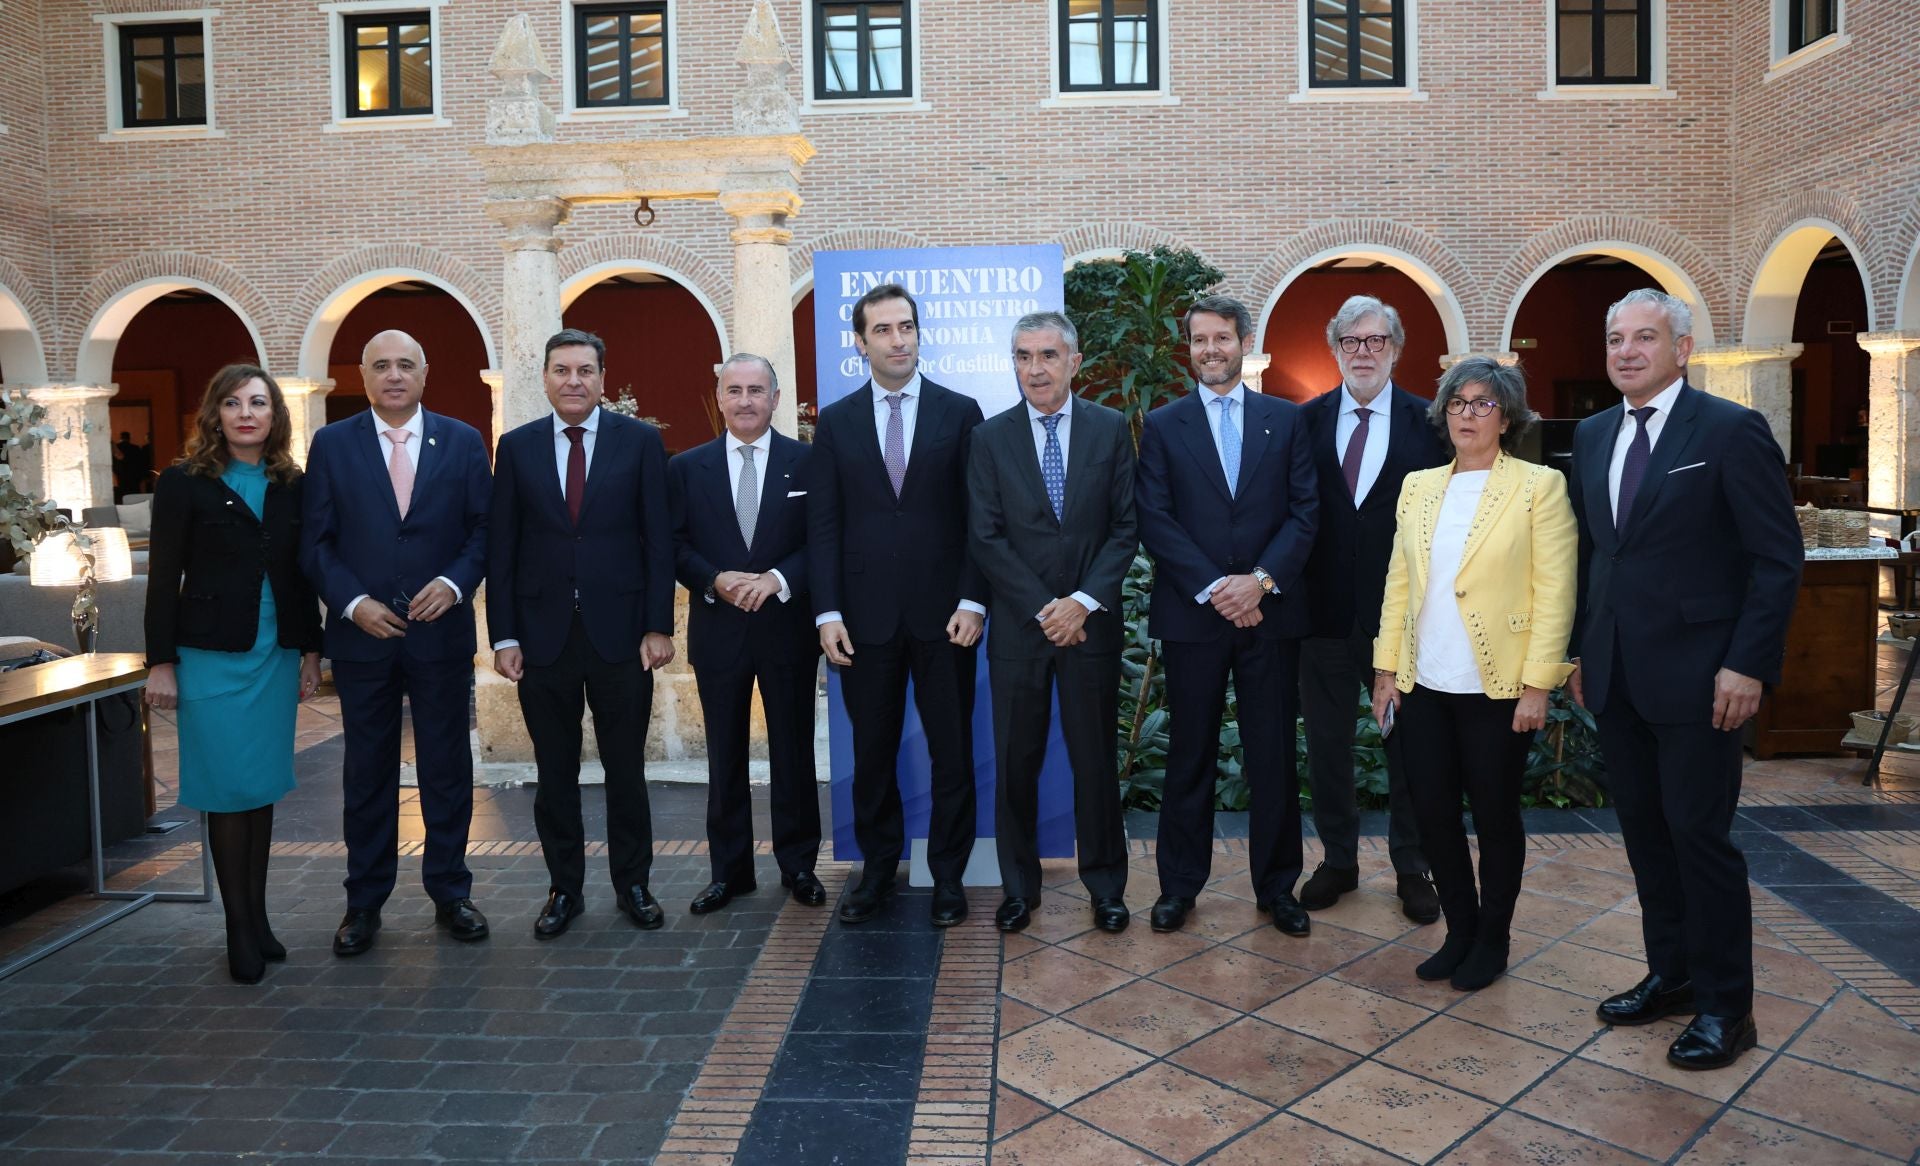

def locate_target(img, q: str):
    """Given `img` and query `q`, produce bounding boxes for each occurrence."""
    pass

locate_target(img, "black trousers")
[839,628,978,881]
[1397,685,1531,946]
[518,615,655,899]
[333,653,474,910]
[1597,647,1752,1017]
[1158,633,1303,903]
[1299,629,1426,874]
[991,647,1128,902]
[694,648,821,884]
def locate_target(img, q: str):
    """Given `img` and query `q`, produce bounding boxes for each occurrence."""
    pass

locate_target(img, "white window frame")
[1290,0,1427,104]
[1538,0,1674,101]
[1766,0,1850,82]
[1041,0,1177,110]
[319,0,451,132]
[799,0,932,115]
[94,8,226,141]
[558,0,688,123]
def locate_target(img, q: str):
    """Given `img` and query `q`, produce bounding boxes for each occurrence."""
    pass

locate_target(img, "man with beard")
[1135,294,1319,937]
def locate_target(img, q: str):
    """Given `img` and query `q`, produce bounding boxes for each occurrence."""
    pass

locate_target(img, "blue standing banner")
[812,244,1076,884]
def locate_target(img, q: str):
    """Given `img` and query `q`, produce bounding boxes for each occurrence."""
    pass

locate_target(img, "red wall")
[112,296,261,471]
[1790,259,1870,473]
[1260,270,1449,405]
[1509,265,1662,417]
[562,280,723,455]
[327,289,492,439]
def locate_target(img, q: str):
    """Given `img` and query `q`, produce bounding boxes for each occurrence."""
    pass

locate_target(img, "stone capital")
[717,189,803,227]
[1688,342,1804,368]
[1856,330,1920,358]
[485,197,571,251]
[1439,352,1519,370]
[1242,353,1272,394]
[21,382,118,405]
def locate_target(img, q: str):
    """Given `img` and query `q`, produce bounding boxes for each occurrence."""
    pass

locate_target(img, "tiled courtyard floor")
[1,682,1918,1163]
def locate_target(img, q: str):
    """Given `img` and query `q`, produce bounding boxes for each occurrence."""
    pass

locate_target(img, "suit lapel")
[898,383,941,504]
[1583,405,1623,552]
[1058,401,1093,528]
[1619,384,1702,543]
[847,381,897,499]
[1234,391,1274,502]
[1178,392,1235,504]
[1455,453,1518,576]
[351,411,403,524]
[756,433,801,555]
[1366,387,1421,513]
[408,411,445,516]
[708,438,750,559]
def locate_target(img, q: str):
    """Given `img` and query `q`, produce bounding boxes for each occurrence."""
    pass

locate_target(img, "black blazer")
[1299,383,1449,640]
[486,410,675,668]
[1136,388,1319,642]
[145,464,322,666]
[807,378,988,643]
[967,398,1137,659]
[669,431,818,672]
[1568,384,1804,724]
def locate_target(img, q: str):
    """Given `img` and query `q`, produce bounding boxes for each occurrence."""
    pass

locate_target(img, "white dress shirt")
[815,377,985,629]
[716,428,790,604]
[1195,382,1250,605]
[1608,377,1685,523]
[1335,381,1393,506]
[1024,396,1099,617]
[1414,470,1489,694]
[343,405,460,621]
[492,408,605,652]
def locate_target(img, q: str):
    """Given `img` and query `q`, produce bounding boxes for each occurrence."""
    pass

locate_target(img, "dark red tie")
[564,426,586,526]
[1342,406,1372,499]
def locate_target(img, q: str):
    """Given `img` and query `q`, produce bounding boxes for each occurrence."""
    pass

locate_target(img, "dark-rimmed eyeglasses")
[1444,398,1503,418]
[1337,334,1391,354]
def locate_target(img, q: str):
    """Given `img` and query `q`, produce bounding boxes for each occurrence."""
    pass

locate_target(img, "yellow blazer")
[1373,451,1578,698]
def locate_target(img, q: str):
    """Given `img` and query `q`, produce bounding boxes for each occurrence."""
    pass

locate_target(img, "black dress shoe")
[1448,940,1509,991]
[1597,972,1695,1026]
[617,886,666,930]
[1298,862,1359,910]
[839,875,897,925]
[931,880,969,928]
[995,897,1032,932]
[690,880,755,915]
[434,897,490,942]
[332,908,381,957]
[1263,893,1311,937]
[1416,932,1475,982]
[1092,898,1129,933]
[783,871,827,907]
[1667,1013,1758,1070]
[1149,894,1193,933]
[535,891,585,939]
[1397,872,1441,925]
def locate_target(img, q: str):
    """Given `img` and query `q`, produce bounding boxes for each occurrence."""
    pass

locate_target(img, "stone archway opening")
[322,279,496,444]
[1508,253,1672,419]
[105,285,264,498]
[1775,236,1872,478]
[561,269,725,453]
[1257,256,1456,403]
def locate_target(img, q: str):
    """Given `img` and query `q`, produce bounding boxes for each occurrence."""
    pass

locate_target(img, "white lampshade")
[29,527,134,586]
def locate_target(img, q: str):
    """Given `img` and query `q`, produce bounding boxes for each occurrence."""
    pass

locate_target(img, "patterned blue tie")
[1215,394,1241,497]
[1040,412,1065,521]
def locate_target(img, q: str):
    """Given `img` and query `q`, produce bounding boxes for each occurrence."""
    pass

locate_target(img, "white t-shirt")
[1414,470,1489,694]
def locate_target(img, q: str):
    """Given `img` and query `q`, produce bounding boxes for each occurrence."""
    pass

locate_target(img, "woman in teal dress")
[145,365,322,983]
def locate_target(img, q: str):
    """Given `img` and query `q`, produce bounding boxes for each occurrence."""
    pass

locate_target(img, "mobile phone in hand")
[1380,699,1395,739]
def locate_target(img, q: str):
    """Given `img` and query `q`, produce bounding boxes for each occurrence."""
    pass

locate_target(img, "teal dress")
[174,459,300,812]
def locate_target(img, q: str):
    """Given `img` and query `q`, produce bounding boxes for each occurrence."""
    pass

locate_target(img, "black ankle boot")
[255,921,286,962]
[1416,932,1475,982]
[226,926,265,985]
[1450,940,1510,991]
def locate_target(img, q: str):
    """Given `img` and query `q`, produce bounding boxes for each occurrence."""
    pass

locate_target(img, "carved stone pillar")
[8,383,116,512]
[1689,344,1801,456]
[278,377,335,467]
[479,369,505,450]
[486,197,570,435]
[1858,332,1920,516]
[720,191,803,438]
[1242,353,1271,394]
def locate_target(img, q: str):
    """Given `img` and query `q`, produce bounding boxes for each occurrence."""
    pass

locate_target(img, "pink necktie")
[385,429,414,519]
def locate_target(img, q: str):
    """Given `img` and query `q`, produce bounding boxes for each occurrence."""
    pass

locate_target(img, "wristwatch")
[1252,568,1277,594]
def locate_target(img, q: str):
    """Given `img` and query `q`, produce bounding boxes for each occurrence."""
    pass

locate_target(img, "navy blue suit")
[300,408,491,910]
[1136,387,1319,904]
[669,431,821,885]
[1568,383,1802,1017]
[488,409,674,899]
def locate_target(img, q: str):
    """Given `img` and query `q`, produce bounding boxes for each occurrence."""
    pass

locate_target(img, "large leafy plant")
[1,388,64,557]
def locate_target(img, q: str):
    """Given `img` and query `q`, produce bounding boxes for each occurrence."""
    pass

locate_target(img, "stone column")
[1858,332,1920,517]
[1689,344,1801,457]
[719,191,803,438]
[479,369,505,450]
[1242,353,1272,394]
[7,383,116,512]
[279,377,335,467]
[485,197,570,434]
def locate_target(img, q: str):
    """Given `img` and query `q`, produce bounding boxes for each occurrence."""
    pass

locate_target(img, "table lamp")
[30,524,134,653]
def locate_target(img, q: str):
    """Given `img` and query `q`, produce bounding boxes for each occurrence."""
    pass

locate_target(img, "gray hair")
[718,351,778,393]
[1604,287,1693,341]
[1010,311,1078,353]
[1184,294,1254,341]
[1429,357,1538,456]
[1325,295,1405,352]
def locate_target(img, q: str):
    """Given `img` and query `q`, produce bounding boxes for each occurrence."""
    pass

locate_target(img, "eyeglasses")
[1444,398,1503,418]
[1337,334,1391,354]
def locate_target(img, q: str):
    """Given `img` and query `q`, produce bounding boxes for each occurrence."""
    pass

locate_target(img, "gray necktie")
[736,444,758,550]
[883,392,907,497]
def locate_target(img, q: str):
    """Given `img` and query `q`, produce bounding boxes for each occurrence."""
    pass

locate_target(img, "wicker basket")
[1890,613,1920,641]
[1852,710,1899,743]
[1818,507,1871,549]
[1795,504,1821,550]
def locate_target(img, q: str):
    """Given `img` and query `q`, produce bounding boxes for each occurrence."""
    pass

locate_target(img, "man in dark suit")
[669,353,824,914]
[1137,294,1319,937]
[810,282,986,928]
[967,311,1137,935]
[488,328,676,939]
[1569,289,1802,1070]
[301,329,493,956]
[1297,296,1447,924]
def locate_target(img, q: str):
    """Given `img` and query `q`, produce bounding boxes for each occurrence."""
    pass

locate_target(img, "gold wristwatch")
[1252,568,1277,594]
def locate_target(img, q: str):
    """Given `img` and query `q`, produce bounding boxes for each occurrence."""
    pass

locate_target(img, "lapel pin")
[428,436,437,446]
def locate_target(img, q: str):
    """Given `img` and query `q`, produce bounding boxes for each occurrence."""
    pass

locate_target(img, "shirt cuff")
[492,639,520,651]
[344,594,369,620]
[770,569,791,604]
[435,576,462,604]
[815,610,844,629]
[1069,591,1100,613]
[1195,577,1226,605]
[958,600,987,617]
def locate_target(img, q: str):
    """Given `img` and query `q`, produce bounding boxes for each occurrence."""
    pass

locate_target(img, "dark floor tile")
[1828,922,1920,984]
[1771,884,1918,924]
[1744,848,1856,887]
[1805,803,1920,830]
[1736,806,1837,831]
[734,1100,914,1166]
[811,929,940,979]
[1514,809,1603,834]
[826,889,938,933]
[791,976,934,1035]
[763,1032,923,1102]
[1730,828,1796,853]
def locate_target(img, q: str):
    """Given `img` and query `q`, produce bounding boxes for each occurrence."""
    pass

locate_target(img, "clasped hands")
[350,579,459,640]
[713,570,782,613]
[1209,574,1265,628]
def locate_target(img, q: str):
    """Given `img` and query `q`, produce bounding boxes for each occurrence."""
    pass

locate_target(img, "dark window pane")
[176,61,206,119]
[177,35,203,55]
[1559,13,1594,78]
[1602,12,1637,76]
[630,39,664,99]
[1312,17,1349,83]
[356,26,389,48]
[399,45,432,108]
[130,36,166,57]
[132,58,168,120]
[585,13,619,37]
[398,22,430,45]
[1356,15,1395,81]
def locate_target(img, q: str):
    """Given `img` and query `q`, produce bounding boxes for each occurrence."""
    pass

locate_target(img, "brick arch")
[1897,200,1920,331]
[787,227,936,293]
[0,258,52,384]
[558,233,733,326]
[1046,221,1213,267]
[1741,190,1880,341]
[1248,219,1473,353]
[289,247,501,380]
[1487,215,1726,348]
[62,253,274,385]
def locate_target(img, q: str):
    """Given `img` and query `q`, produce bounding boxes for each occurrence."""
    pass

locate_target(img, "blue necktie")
[1040,413,1065,521]
[1615,405,1657,535]
[1215,395,1240,497]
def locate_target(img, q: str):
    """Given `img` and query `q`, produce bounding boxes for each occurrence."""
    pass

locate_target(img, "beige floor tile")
[1070,1061,1273,1163]
[996,1017,1153,1108]
[1376,1014,1565,1104]
[993,1113,1163,1166]
[1290,1061,1497,1163]
[1512,889,1609,939]
[1576,1018,1767,1102]
[1552,847,1639,878]
[1751,944,1844,1006]
[1065,978,1239,1056]
[1448,975,1610,1051]
[1197,1112,1402,1165]
[1521,860,1642,909]
[1023,892,1101,944]
[1785,990,1920,1093]
[1331,942,1471,1010]
[1170,888,1270,942]
[1060,923,1215,977]
[999,997,1049,1039]
[1562,910,1647,959]
[1256,977,1434,1055]
[992,1083,1051,1140]
[1435,1109,1649,1165]
[1309,888,1422,940]
[1513,1057,1724,1160]
[1751,990,1818,1049]
[1739,1054,1920,1159]
[1229,919,1383,973]
[1002,932,1047,960]
[1001,946,1137,1014]
[1682,1109,1899,1165]
[1508,939,1648,1000]
[1168,1016,1357,1109]
[1152,943,1317,1013]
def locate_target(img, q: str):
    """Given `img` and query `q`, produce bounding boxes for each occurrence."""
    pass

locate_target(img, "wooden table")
[1752,557,1880,758]
[0,653,210,979]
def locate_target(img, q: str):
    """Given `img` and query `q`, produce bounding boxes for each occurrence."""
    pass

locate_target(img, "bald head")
[361,329,429,425]
[362,329,426,366]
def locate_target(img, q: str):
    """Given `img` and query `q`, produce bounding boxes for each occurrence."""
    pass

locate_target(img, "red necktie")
[564,426,586,525]
[1342,407,1372,500]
